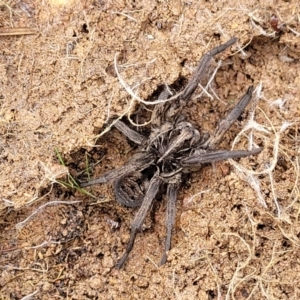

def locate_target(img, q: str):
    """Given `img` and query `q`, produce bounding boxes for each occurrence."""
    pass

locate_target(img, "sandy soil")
[1,0,300,299]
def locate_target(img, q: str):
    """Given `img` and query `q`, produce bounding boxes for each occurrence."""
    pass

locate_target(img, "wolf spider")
[81,38,262,269]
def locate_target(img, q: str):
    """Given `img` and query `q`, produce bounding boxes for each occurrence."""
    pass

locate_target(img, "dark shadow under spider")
[80,38,262,269]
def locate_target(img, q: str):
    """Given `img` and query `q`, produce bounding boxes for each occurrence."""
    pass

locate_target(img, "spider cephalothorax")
[80,38,262,269]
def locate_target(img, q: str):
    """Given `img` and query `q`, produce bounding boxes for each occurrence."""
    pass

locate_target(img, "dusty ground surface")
[1,0,300,299]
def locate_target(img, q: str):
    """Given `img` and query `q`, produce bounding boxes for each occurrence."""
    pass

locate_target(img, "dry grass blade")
[15,200,81,230]
[0,27,37,36]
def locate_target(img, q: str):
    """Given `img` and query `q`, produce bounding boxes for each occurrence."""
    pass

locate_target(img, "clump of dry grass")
[223,85,299,299]
[229,82,297,217]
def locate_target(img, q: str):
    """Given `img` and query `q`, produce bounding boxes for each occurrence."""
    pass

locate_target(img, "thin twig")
[16,200,81,230]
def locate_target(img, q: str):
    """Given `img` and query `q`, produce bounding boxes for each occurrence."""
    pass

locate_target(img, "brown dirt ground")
[1,1,300,299]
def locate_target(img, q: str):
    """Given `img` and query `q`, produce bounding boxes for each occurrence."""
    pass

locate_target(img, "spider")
[80,38,262,269]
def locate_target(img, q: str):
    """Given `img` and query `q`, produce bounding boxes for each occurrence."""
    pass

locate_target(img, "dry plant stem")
[114,54,182,106]
[0,27,37,36]
[19,289,38,300]
[229,98,293,213]
[16,200,80,230]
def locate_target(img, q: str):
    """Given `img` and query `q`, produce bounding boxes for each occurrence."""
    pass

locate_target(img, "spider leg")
[159,182,178,266]
[164,38,238,122]
[114,120,145,145]
[204,86,254,149]
[114,171,148,208]
[180,37,237,103]
[116,172,162,269]
[181,148,262,167]
[80,152,154,187]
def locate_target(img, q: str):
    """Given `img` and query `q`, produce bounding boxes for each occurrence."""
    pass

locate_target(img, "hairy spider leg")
[114,120,145,145]
[80,152,153,187]
[159,182,178,266]
[204,86,254,149]
[116,173,162,269]
[180,37,238,103]
[181,148,262,167]
[163,38,238,123]
[181,86,262,167]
